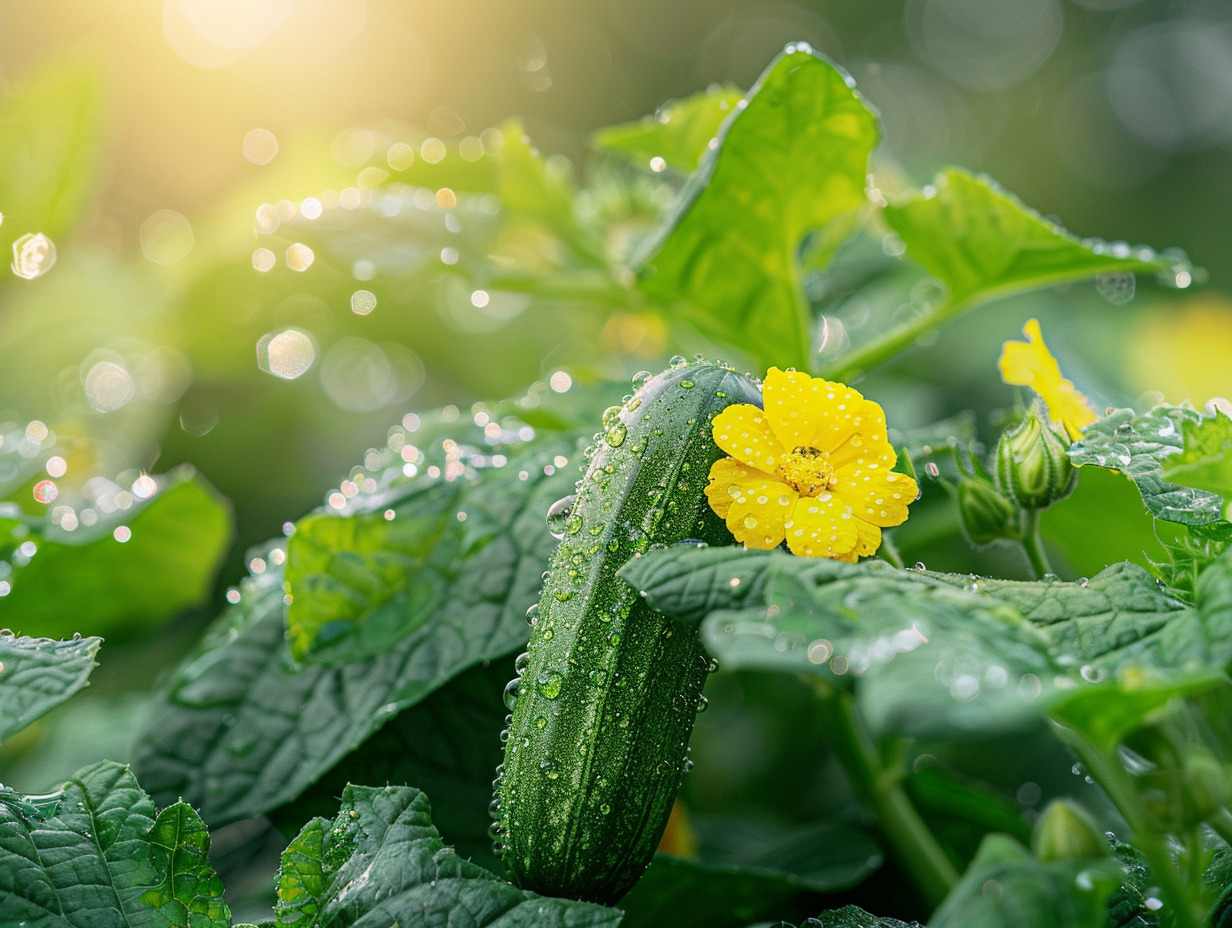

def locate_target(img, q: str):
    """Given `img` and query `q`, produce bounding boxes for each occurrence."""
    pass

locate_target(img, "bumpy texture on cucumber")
[493,360,762,904]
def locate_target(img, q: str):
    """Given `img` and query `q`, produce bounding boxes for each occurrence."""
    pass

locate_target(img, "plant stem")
[813,681,959,908]
[821,296,970,383]
[1019,508,1052,579]
[878,533,904,569]
[1058,727,1205,928]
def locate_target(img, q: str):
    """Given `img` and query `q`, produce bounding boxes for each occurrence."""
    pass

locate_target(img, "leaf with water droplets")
[0,760,231,928]
[271,785,620,928]
[133,430,583,826]
[881,169,1180,310]
[269,661,513,874]
[636,48,878,371]
[0,632,100,742]
[591,84,745,174]
[1071,405,1232,534]
[623,546,1232,736]
[0,468,232,639]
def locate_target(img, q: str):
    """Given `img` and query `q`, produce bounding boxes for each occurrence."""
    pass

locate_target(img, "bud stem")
[1019,509,1052,580]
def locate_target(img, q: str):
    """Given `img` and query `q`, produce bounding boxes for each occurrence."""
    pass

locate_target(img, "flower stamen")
[777,446,838,496]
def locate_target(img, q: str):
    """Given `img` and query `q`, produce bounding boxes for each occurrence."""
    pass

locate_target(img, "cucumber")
[492,360,761,904]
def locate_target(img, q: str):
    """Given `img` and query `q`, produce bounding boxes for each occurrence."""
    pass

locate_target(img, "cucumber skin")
[495,361,761,904]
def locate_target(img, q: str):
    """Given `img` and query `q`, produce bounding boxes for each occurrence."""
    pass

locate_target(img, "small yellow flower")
[998,319,1097,441]
[705,368,918,561]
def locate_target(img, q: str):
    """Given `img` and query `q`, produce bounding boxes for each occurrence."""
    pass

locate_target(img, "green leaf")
[591,84,745,174]
[1049,672,1225,751]
[926,834,1117,928]
[0,57,106,242]
[773,907,921,928]
[618,816,883,928]
[0,633,100,741]
[1070,405,1232,532]
[285,481,459,662]
[882,169,1178,311]
[1105,840,1160,928]
[0,469,232,639]
[618,855,834,928]
[623,546,1232,675]
[269,659,512,872]
[141,802,231,926]
[133,432,580,825]
[637,48,878,371]
[0,760,230,928]
[273,817,327,928]
[270,784,620,928]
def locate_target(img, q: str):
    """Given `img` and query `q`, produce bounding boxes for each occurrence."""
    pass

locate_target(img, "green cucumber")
[492,359,761,904]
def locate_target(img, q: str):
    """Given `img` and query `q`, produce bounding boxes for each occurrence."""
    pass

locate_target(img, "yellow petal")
[783,493,859,559]
[763,368,886,455]
[706,457,781,519]
[854,518,881,558]
[726,480,797,549]
[835,464,919,528]
[998,318,1097,441]
[710,404,782,473]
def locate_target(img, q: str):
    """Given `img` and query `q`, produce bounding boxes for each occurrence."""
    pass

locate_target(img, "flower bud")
[995,409,1077,510]
[956,475,1018,545]
[1032,799,1110,862]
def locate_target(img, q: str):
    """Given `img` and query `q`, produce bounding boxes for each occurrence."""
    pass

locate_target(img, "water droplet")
[502,679,520,710]
[601,405,623,429]
[540,759,560,780]
[514,651,531,675]
[669,355,686,367]
[537,670,563,699]
[525,603,540,626]
[605,423,627,447]
[695,695,709,713]
[1096,273,1135,305]
[546,494,576,539]
[680,380,695,389]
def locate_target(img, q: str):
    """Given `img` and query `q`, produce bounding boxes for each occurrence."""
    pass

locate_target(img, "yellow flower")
[705,368,918,561]
[998,319,1097,441]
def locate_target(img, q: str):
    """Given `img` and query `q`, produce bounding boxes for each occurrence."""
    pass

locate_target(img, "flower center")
[777,446,837,496]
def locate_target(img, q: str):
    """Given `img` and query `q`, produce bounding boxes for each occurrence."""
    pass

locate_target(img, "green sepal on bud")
[995,408,1078,510]
[956,475,1018,545]
[1031,799,1111,862]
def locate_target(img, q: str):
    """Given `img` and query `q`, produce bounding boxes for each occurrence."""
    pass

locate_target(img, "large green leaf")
[271,785,620,928]
[591,85,745,174]
[269,659,512,872]
[926,834,1117,928]
[133,431,579,825]
[0,761,230,928]
[881,169,1179,311]
[1070,406,1231,531]
[0,633,100,741]
[621,547,1232,736]
[0,469,233,639]
[637,47,878,371]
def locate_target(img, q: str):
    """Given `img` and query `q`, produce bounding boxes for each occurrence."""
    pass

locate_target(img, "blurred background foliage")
[0,0,1230,794]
